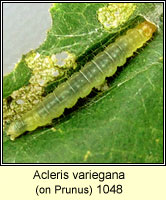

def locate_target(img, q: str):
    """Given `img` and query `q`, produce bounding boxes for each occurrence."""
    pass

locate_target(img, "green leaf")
[3,56,31,98]
[3,3,163,163]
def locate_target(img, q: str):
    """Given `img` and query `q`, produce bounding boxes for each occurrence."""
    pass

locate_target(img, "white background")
[3,3,52,74]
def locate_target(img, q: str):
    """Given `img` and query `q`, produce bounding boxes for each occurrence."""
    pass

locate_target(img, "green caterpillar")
[7,21,157,140]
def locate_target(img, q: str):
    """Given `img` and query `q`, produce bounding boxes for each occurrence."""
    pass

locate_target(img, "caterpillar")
[7,21,157,140]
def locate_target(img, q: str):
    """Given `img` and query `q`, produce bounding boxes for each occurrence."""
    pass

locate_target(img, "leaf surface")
[3,3,163,163]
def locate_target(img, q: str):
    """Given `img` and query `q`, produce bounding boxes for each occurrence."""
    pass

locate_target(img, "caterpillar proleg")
[7,21,157,140]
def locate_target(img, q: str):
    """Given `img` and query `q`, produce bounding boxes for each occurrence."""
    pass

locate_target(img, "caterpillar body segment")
[7,21,157,140]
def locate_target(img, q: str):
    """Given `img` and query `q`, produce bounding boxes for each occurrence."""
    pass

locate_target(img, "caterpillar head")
[138,21,157,39]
